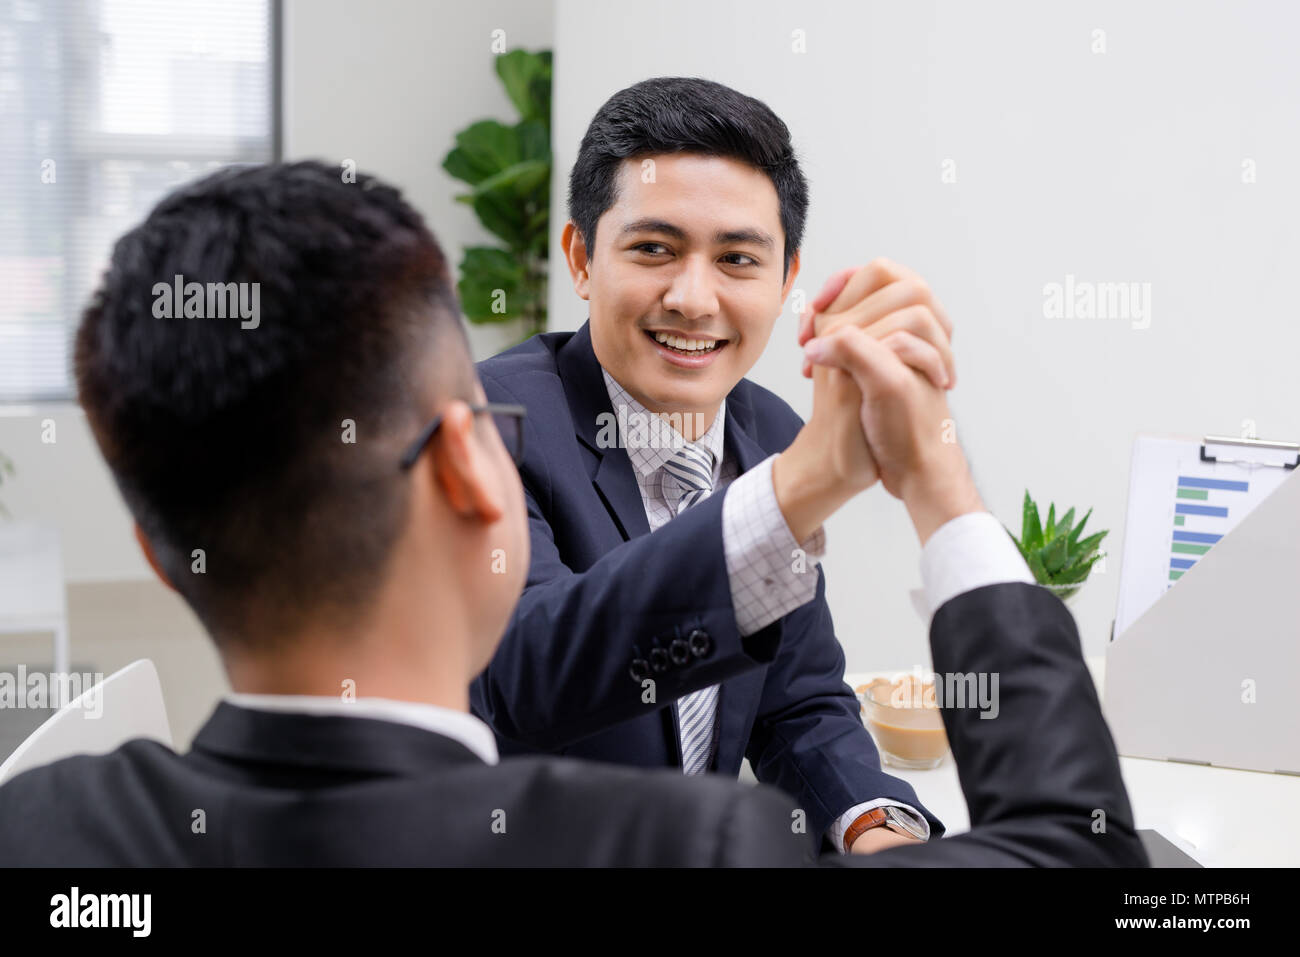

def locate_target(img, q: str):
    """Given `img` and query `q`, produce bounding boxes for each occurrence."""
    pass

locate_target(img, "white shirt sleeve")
[830,511,1035,851]
[920,510,1035,618]
[720,454,827,637]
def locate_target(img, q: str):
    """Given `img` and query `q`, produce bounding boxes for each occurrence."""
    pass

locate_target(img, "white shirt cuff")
[919,511,1035,618]
[828,800,931,852]
[721,454,826,637]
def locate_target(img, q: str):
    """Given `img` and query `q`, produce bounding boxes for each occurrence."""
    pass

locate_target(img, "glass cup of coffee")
[858,676,949,770]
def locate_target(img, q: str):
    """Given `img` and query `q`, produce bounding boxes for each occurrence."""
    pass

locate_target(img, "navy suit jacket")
[472,321,942,843]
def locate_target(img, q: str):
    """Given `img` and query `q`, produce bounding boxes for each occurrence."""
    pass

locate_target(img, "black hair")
[75,160,471,645]
[567,76,809,279]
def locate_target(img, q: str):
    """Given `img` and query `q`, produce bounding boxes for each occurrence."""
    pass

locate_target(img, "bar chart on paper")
[1113,436,1294,638]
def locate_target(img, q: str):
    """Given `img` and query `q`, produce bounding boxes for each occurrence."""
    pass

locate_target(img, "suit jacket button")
[669,638,691,666]
[688,628,712,658]
[649,647,670,673]
[629,658,651,682]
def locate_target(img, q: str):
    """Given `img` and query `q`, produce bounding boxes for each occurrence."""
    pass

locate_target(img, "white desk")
[846,657,1300,867]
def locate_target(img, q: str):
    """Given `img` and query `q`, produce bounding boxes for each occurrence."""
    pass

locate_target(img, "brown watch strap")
[843,807,891,851]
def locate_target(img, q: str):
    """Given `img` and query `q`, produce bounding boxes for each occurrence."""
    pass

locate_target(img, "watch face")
[883,807,927,841]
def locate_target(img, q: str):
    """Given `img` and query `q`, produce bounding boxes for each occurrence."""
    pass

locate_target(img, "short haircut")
[76,160,472,646]
[567,77,810,279]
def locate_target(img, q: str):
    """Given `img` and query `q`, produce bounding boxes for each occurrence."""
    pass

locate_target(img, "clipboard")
[1104,433,1300,775]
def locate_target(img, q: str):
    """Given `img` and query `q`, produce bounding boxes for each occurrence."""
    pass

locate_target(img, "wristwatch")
[843,806,925,850]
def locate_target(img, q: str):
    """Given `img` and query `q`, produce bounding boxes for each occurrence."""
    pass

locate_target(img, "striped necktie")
[662,441,720,775]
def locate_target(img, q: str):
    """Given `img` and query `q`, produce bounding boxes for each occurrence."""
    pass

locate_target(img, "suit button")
[629,658,651,682]
[688,628,712,658]
[669,638,691,666]
[649,647,670,673]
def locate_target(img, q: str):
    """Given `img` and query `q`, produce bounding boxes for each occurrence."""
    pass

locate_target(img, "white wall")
[6,0,1297,673]
[282,0,554,365]
[0,0,555,583]
[551,0,1300,667]
[0,405,151,581]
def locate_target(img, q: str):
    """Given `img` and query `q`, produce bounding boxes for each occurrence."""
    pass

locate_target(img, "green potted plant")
[442,48,552,342]
[1005,490,1108,603]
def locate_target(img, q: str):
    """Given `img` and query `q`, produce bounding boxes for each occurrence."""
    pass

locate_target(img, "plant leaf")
[1022,491,1043,551]
[1074,530,1108,555]
[456,247,526,323]
[516,119,550,163]
[1068,507,1091,547]
[442,120,521,187]
[1056,507,1075,540]
[472,191,529,247]
[1025,547,1049,584]
[1054,553,1102,584]
[1042,535,1070,576]
[496,49,552,126]
[462,158,551,203]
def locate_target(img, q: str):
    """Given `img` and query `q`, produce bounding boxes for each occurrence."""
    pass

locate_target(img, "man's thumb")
[803,327,901,394]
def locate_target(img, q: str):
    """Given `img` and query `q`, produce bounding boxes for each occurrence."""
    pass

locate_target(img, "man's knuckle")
[900,276,929,302]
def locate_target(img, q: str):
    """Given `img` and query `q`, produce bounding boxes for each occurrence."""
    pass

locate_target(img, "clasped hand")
[797,259,966,504]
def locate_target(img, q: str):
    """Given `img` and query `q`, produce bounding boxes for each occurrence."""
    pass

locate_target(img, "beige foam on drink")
[857,675,949,767]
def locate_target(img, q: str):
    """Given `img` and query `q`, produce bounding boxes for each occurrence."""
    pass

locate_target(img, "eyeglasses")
[399,402,528,471]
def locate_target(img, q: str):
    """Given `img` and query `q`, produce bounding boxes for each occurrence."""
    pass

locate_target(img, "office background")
[1,0,1297,749]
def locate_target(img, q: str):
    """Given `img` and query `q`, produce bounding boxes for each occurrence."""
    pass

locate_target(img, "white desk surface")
[846,657,1300,867]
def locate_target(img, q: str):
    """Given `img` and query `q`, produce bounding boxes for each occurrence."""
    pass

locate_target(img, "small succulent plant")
[1005,491,1107,601]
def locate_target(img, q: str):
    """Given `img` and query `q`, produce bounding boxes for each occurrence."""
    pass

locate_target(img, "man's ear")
[429,400,505,524]
[781,248,802,303]
[561,220,590,300]
[133,523,176,592]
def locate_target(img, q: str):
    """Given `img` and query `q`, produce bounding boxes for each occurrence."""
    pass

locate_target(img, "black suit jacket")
[832,582,1148,867]
[0,701,812,866]
[472,322,939,842]
[0,583,1146,866]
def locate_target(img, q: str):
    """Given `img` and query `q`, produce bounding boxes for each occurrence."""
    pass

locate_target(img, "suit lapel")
[556,321,650,540]
[720,383,770,475]
[556,321,775,776]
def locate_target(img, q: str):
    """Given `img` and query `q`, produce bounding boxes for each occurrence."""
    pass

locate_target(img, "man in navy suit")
[473,77,964,855]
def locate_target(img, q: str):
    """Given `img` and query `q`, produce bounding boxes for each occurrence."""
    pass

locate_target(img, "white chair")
[0,521,70,675]
[0,659,173,786]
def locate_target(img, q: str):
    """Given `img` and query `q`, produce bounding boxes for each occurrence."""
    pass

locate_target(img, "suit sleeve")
[716,783,819,867]
[824,582,1149,867]
[469,445,786,751]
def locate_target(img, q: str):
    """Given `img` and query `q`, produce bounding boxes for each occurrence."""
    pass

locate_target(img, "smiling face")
[563,153,800,433]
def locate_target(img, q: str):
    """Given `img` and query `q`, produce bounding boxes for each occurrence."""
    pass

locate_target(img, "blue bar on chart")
[1168,475,1247,581]
[1175,476,1250,492]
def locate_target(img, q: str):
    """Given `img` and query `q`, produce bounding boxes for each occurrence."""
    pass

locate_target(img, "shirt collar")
[222,692,499,765]
[600,366,726,478]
